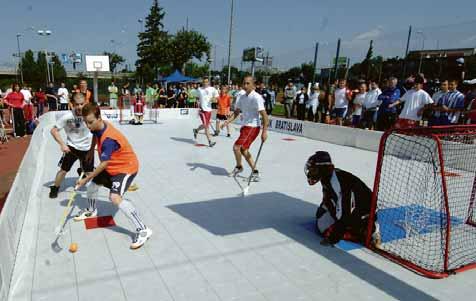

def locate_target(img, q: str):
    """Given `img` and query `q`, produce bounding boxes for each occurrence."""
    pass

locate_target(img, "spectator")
[72,84,79,93]
[145,82,156,109]
[376,77,401,131]
[4,83,26,137]
[352,82,367,128]
[465,81,476,124]
[57,82,69,111]
[307,84,320,122]
[332,79,352,126]
[46,82,58,111]
[431,79,465,125]
[35,87,47,117]
[284,81,297,118]
[428,80,449,126]
[296,86,309,121]
[158,84,167,108]
[121,82,131,109]
[167,85,176,108]
[153,83,160,108]
[390,75,433,128]
[177,88,188,108]
[0,88,5,125]
[362,81,382,130]
[256,82,272,115]
[20,84,33,107]
[268,85,276,115]
[108,81,119,109]
[187,83,198,108]
[79,79,92,103]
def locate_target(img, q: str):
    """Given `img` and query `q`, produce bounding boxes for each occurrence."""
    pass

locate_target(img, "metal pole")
[16,34,23,84]
[50,62,55,83]
[226,0,234,85]
[402,25,412,79]
[344,58,351,80]
[251,61,255,78]
[94,71,99,104]
[333,38,341,82]
[45,50,51,84]
[312,42,319,84]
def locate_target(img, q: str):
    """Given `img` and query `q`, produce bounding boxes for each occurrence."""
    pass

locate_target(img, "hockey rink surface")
[6,116,476,301]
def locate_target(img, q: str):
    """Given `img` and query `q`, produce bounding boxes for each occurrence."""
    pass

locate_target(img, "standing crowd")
[282,75,476,130]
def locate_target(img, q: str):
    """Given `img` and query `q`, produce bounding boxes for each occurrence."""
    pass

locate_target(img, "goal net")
[118,98,159,124]
[366,125,476,278]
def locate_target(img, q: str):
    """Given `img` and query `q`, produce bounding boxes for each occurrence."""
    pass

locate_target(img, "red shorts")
[235,126,260,150]
[394,118,418,129]
[199,111,212,126]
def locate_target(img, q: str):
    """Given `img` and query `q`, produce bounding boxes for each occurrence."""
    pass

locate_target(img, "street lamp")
[16,34,23,84]
[416,30,426,74]
[37,29,52,84]
[138,18,144,33]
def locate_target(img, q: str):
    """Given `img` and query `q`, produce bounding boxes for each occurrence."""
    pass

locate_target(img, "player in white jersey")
[193,78,218,147]
[49,92,95,198]
[222,76,269,181]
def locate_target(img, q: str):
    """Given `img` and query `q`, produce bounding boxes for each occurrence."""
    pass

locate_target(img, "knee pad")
[86,181,99,199]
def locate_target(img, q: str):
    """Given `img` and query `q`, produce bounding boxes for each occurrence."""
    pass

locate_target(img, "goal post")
[118,98,159,124]
[366,125,476,278]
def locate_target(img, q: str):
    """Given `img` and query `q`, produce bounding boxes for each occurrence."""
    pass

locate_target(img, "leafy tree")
[136,0,169,81]
[21,50,38,85]
[184,62,210,78]
[50,55,67,83]
[103,52,125,73]
[168,29,211,71]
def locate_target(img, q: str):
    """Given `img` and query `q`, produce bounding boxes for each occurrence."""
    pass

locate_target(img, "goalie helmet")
[304,151,333,185]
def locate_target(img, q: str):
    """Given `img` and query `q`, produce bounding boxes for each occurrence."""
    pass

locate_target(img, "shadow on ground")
[187,162,229,176]
[167,191,438,301]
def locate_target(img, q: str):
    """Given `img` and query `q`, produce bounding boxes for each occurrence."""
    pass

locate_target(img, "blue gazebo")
[162,70,197,83]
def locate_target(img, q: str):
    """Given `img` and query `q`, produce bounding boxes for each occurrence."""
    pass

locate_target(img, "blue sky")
[1,0,475,71]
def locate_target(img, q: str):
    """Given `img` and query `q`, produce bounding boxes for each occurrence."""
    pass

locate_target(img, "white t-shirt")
[399,89,434,121]
[20,89,33,104]
[363,88,382,109]
[308,91,320,108]
[55,111,92,151]
[236,90,265,127]
[57,87,69,104]
[352,92,366,116]
[198,86,218,112]
[334,88,348,109]
[298,93,305,104]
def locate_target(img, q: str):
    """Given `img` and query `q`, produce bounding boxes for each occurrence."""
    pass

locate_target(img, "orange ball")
[69,243,78,253]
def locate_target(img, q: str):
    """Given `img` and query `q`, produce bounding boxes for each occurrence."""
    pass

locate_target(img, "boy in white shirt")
[49,93,94,198]
[57,82,69,111]
[352,83,367,127]
[332,79,352,126]
[389,75,433,129]
[362,81,382,130]
[193,78,218,147]
[223,76,269,181]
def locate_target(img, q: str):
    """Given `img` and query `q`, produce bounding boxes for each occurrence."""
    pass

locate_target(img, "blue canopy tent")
[162,70,197,83]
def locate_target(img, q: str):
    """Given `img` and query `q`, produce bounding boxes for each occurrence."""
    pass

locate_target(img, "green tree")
[50,55,67,83]
[103,52,125,73]
[136,0,169,81]
[168,29,211,71]
[21,50,38,86]
[184,62,210,78]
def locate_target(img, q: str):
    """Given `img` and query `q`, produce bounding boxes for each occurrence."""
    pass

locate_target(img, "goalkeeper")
[304,151,381,247]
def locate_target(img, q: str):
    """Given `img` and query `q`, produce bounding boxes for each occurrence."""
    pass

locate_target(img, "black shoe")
[209,141,216,147]
[193,129,198,139]
[49,186,59,198]
[227,134,231,137]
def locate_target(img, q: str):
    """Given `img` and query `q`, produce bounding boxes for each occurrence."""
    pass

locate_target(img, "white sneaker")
[73,209,97,221]
[130,228,153,249]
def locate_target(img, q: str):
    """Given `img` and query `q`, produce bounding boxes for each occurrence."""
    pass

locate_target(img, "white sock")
[119,200,146,231]
[87,198,96,211]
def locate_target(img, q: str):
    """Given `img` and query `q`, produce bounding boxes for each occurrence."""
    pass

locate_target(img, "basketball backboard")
[85,55,110,72]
